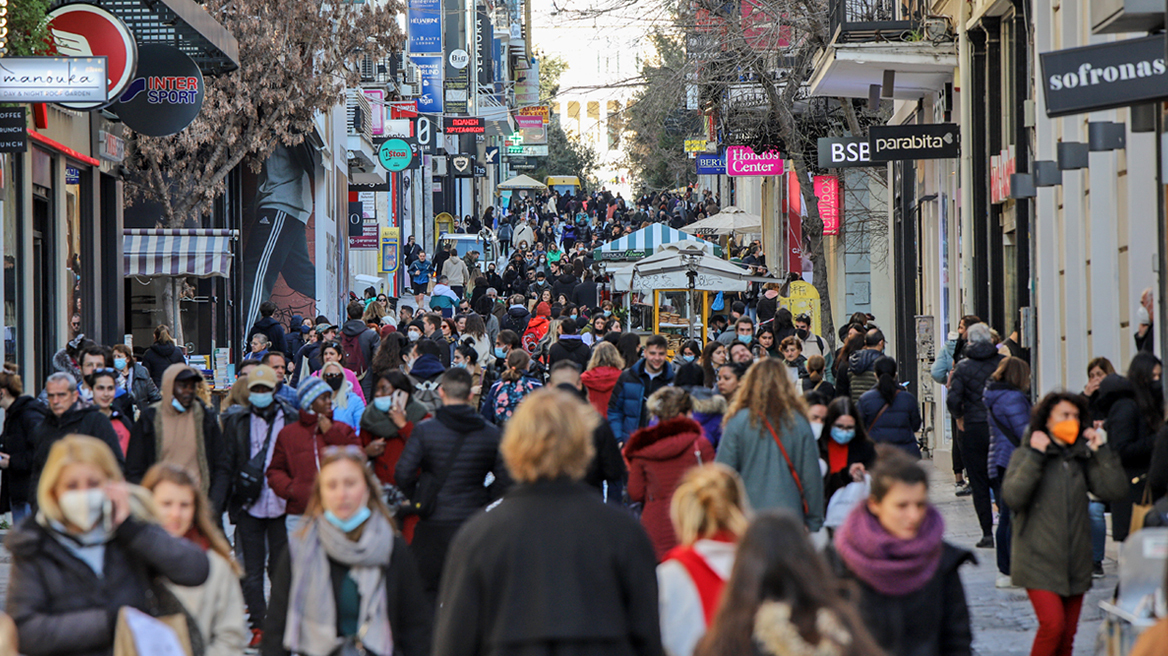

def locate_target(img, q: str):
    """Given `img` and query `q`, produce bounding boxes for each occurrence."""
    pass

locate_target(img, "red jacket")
[581,366,622,417]
[623,417,714,560]
[267,410,361,514]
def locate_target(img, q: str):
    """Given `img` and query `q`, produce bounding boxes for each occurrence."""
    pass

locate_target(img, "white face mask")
[59,488,107,532]
[809,421,824,440]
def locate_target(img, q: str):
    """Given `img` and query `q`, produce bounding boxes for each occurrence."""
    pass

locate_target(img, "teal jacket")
[715,408,825,531]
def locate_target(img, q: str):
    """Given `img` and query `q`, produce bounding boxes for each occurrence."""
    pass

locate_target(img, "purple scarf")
[834,503,945,596]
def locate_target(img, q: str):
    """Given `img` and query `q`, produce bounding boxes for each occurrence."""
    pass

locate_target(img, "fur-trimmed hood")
[623,416,706,460]
[691,392,727,416]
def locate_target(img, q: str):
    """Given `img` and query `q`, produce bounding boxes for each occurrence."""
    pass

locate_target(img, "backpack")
[412,376,443,414]
[522,316,549,353]
[341,331,369,381]
[491,378,541,425]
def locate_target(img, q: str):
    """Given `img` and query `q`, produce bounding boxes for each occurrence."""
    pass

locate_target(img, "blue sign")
[408,0,442,54]
[696,151,726,175]
[410,55,444,113]
[485,146,499,164]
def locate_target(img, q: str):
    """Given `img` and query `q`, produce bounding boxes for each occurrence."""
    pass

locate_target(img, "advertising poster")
[411,55,444,113]
[408,0,442,53]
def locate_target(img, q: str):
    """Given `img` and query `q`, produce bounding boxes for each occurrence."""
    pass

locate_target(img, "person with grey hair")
[947,322,1005,548]
[27,371,123,510]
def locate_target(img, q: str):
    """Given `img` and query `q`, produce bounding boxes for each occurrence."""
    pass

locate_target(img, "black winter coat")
[553,274,579,301]
[394,404,513,524]
[220,398,299,515]
[858,388,923,457]
[1097,373,1159,476]
[818,436,877,503]
[141,342,186,387]
[946,341,1004,424]
[249,316,288,357]
[262,534,432,656]
[5,517,210,656]
[831,543,975,656]
[572,280,599,309]
[549,336,592,369]
[1,396,46,505]
[501,306,532,336]
[28,404,123,507]
[125,401,231,515]
[433,479,665,656]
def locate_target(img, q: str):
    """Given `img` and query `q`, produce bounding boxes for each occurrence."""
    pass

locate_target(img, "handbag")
[825,474,871,529]
[114,579,203,656]
[764,419,809,516]
[404,429,471,518]
[234,417,278,507]
[1130,478,1154,535]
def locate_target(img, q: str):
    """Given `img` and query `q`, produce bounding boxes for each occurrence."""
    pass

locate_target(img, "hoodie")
[945,341,1005,424]
[847,349,884,403]
[501,305,531,335]
[549,335,591,369]
[582,366,622,417]
[142,341,187,387]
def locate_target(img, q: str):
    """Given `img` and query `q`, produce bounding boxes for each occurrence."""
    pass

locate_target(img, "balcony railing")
[829,0,923,44]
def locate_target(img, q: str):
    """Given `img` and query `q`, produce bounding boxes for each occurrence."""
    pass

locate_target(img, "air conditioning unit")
[397,53,421,89]
[346,89,372,139]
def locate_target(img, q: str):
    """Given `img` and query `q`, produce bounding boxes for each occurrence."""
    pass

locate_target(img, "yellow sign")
[516,105,550,124]
[435,212,456,235]
[780,281,822,337]
[379,227,400,274]
[684,138,708,153]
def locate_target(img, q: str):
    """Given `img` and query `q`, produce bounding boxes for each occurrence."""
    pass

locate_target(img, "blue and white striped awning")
[124,229,238,278]
[593,223,722,261]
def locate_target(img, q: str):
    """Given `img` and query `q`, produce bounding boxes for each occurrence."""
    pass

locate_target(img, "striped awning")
[124,229,238,278]
[593,224,722,261]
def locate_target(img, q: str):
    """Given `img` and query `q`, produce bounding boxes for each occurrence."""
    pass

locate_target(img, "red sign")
[516,115,542,129]
[727,145,783,176]
[814,175,841,236]
[389,100,418,119]
[787,170,803,276]
[46,4,138,109]
[443,117,485,134]
[990,146,1015,204]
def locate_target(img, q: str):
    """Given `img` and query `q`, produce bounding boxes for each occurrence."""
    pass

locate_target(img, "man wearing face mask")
[267,376,360,534]
[221,364,297,644]
[27,372,123,511]
[795,313,834,382]
[125,364,232,516]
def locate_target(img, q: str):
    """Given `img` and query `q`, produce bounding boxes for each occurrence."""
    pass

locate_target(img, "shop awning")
[124,229,238,278]
[593,224,722,261]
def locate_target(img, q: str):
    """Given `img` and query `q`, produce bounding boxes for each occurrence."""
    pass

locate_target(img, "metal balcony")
[829,0,922,44]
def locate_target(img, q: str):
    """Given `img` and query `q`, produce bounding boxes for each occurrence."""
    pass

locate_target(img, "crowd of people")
[0,188,1164,656]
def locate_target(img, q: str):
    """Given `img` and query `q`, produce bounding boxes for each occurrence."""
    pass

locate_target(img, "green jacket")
[715,408,824,531]
[1002,440,1128,596]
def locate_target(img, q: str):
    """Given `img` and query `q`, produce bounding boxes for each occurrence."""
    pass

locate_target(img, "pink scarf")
[834,504,945,596]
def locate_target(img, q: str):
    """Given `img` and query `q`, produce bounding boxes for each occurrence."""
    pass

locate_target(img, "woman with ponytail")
[857,356,922,457]
[658,464,749,656]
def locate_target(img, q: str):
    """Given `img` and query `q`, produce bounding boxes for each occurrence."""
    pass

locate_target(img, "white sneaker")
[995,574,1018,589]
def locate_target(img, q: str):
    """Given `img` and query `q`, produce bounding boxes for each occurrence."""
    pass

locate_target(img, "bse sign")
[817,137,878,168]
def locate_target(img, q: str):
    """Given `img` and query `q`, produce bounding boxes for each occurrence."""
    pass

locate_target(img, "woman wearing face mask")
[110,344,161,406]
[360,371,430,489]
[89,368,134,457]
[452,342,486,409]
[1002,392,1128,656]
[6,435,211,656]
[310,342,367,403]
[701,342,727,389]
[674,340,705,387]
[0,368,46,524]
[144,464,247,656]
[857,356,922,458]
[263,447,432,656]
[829,447,974,656]
[320,362,366,435]
[818,398,876,505]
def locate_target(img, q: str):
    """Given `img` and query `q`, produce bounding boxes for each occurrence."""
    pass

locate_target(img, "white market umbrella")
[612,243,752,293]
[496,174,548,190]
[681,206,763,236]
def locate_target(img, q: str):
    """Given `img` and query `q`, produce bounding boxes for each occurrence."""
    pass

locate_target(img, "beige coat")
[166,550,247,656]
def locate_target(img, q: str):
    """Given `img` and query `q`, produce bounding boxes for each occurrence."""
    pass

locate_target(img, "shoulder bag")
[234,416,278,507]
[764,418,809,516]
[405,429,471,518]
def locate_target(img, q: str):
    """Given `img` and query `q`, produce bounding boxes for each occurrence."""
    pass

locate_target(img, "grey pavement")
[922,459,1115,656]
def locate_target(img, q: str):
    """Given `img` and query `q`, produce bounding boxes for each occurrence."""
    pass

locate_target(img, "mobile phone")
[392,390,407,411]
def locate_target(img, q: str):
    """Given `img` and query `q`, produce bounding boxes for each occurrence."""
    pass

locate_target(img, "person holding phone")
[360,371,429,489]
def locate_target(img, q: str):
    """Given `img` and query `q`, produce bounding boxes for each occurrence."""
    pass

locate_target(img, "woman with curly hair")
[714,358,824,530]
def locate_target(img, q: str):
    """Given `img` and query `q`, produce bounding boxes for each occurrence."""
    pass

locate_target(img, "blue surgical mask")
[603,310,612,317]
[324,505,371,533]
[494,347,507,359]
[114,357,128,371]
[249,392,274,409]
[171,399,187,413]
[373,396,394,412]
[682,355,695,363]
[453,361,466,368]
[830,427,856,445]
[738,334,753,344]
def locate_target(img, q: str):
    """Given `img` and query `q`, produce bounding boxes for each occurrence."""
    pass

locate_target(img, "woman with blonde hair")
[715,358,825,530]
[433,387,663,656]
[6,435,210,656]
[659,464,750,656]
[624,387,715,559]
[263,446,432,656]
[581,340,625,416]
[319,361,367,433]
[143,463,247,656]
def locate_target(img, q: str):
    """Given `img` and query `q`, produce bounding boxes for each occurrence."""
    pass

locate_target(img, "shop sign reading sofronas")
[1040,34,1168,117]
[110,45,205,137]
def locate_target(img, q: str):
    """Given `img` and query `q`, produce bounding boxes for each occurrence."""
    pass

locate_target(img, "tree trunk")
[790,154,837,350]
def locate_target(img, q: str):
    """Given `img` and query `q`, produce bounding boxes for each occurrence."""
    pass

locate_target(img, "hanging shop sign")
[379,228,401,274]
[485,146,499,163]
[443,116,485,134]
[684,138,708,153]
[814,175,841,236]
[473,163,486,177]
[46,4,138,109]
[475,7,494,86]
[506,144,548,156]
[448,49,470,69]
[726,145,783,176]
[98,130,125,162]
[378,138,414,171]
[109,45,205,137]
[990,146,1016,204]
[0,57,108,104]
[817,136,879,168]
[410,55,443,113]
[1040,35,1168,117]
[868,123,959,161]
[408,0,442,53]
[695,151,725,175]
[450,155,475,176]
[0,107,27,153]
[516,105,549,124]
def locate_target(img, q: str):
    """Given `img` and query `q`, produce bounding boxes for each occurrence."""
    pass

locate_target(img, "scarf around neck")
[834,503,945,596]
[284,512,395,656]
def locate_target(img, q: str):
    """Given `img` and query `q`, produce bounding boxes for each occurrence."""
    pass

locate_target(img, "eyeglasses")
[322,445,366,459]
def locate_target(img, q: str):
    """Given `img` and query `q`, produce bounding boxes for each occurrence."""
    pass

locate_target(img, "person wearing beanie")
[535,302,552,318]
[266,376,360,533]
[549,318,591,369]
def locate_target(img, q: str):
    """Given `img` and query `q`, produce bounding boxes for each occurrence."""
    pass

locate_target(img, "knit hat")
[536,302,551,317]
[298,376,331,409]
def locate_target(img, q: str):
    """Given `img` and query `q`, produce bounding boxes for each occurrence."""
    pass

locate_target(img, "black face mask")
[323,375,344,391]
[796,328,809,340]
[1152,380,1164,399]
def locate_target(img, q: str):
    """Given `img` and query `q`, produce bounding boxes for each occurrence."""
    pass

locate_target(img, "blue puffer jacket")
[983,381,1030,474]
[607,359,675,445]
[857,388,922,457]
[331,387,367,435]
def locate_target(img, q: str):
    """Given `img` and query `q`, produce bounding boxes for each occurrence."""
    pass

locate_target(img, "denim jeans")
[991,467,1011,575]
[1089,501,1106,564]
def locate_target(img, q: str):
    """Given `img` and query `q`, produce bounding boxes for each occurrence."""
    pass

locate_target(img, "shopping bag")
[113,607,191,656]
[1130,481,1154,535]
[824,474,871,529]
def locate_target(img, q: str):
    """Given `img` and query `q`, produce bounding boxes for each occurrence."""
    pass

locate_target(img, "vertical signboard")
[514,59,540,105]
[411,55,444,113]
[408,0,442,53]
[787,170,804,276]
[814,175,841,236]
[476,7,494,86]
[379,227,401,274]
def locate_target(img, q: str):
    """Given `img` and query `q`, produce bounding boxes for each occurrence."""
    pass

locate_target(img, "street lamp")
[680,249,703,341]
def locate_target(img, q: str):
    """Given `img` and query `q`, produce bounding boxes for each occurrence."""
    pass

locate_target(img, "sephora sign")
[1040,35,1168,117]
